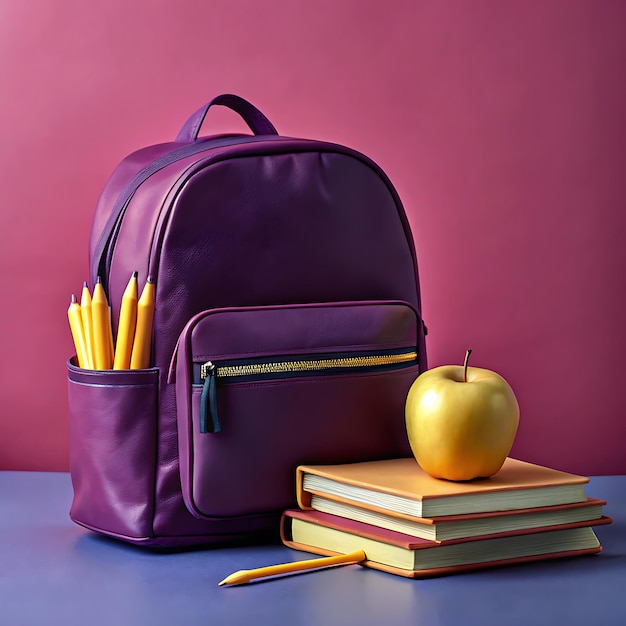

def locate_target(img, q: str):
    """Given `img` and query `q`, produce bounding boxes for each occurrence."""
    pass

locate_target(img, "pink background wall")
[1,1,624,475]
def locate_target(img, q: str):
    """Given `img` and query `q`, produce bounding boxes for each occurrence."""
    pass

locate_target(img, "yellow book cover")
[296,457,589,518]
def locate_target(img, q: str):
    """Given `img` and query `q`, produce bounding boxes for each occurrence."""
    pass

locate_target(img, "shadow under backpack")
[67,94,427,548]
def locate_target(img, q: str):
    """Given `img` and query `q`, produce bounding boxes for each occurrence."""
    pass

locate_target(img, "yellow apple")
[405,350,519,481]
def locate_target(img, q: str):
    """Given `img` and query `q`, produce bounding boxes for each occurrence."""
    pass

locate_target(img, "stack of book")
[280,457,611,578]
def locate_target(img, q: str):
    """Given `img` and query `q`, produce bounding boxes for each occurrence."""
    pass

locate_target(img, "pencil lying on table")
[218,550,366,586]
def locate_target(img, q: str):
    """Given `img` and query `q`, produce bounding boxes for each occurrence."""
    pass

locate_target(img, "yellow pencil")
[80,282,95,369]
[67,295,89,369]
[113,272,139,370]
[107,305,115,368]
[218,550,366,587]
[92,277,113,370]
[130,275,156,369]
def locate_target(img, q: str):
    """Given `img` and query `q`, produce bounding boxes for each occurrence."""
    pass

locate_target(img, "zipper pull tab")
[200,362,220,433]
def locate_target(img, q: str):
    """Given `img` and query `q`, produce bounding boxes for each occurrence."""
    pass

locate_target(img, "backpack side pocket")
[67,359,158,542]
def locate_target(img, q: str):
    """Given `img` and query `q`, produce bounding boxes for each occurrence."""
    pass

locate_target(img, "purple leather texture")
[175,302,418,519]
[88,141,181,257]
[175,93,279,142]
[185,301,418,361]
[73,94,426,546]
[67,359,158,539]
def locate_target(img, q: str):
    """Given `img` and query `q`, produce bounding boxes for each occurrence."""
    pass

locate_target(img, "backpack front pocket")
[174,301,420,520]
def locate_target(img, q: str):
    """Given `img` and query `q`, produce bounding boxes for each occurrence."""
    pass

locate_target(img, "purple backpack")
[67,94,427,547]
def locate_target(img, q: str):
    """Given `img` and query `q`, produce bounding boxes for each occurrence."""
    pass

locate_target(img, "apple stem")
[463,349,472,383]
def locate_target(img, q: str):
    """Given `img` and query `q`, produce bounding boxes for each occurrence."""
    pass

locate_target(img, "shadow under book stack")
[280,457,612,578]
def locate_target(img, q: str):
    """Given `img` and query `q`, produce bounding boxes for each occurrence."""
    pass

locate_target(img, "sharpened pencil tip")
[147,275,154,283]
[83,281,89,288]
[132,271,138,278]
[96,276,102,284]
[71,294,77,303]
[218,571,248,587]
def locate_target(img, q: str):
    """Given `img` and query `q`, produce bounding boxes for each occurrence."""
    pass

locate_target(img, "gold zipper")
[200,350,417,380]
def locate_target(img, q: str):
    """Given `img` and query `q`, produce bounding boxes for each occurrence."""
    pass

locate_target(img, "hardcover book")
[281,509,609,579]
[297,457,590,518]
[308,494,607,542]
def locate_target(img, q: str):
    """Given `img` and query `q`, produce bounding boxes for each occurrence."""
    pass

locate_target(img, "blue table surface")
[1,472,625,626]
